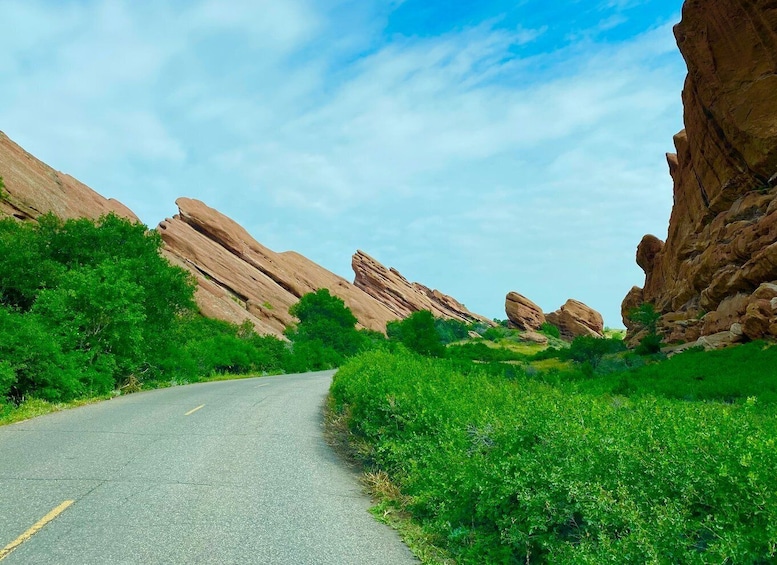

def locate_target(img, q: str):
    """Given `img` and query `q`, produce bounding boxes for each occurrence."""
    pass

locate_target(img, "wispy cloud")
[0,0,685,325]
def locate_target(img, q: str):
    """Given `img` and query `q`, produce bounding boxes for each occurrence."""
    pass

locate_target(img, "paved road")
[0,371,418,564]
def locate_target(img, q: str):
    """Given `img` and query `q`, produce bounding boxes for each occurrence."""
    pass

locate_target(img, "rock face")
[623,1,777,344]
[160,199,402,337]
[0,131,138,223]
[546,299,604,340]
[352,250,494,326]
[505,292,545,330]
[0,130,493,337]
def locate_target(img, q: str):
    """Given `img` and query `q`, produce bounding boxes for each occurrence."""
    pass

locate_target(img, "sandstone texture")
[0,130,138,223]
[546,299,604,341]
[0,129,493,337]
[623,1,777,345]
[160,199,401,337]
[505,292,546,330]
[353,250,494,326]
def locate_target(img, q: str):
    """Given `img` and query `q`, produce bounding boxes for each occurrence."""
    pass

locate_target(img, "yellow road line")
[184,404,205,416]
[0,500,74,561]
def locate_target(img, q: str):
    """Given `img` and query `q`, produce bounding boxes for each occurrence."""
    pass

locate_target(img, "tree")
[388,310,446,358]
[286,289,366,368]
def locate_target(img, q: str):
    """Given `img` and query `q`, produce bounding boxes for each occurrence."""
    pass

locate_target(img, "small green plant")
[0,176,7,201]
[539,322,561,339]
[629,303,663,354]
[262,301,273,310]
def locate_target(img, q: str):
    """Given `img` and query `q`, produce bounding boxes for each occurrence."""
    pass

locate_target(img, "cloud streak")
[0,0,686,326]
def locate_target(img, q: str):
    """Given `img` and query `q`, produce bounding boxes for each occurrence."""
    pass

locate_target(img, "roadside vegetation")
[330,326,777,563]
[0,214,379,421]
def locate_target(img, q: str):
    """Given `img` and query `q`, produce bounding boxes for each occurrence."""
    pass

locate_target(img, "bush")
[434,317,469,344]
[331,350,777,563]
[386,310,446,357]
[567,335,626,369]
[539,322,561,339]
[286,289,365,364]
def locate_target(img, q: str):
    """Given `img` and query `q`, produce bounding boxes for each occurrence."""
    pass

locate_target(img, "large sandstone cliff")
[624,1,777,345]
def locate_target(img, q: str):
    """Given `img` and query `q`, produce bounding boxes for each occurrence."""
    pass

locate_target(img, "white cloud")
[0,0,686,326]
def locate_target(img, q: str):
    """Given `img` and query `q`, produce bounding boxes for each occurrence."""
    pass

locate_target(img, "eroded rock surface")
[353,250,494,326]
[623,1,777,344]
[160,199,401,336]
[505,292,545,330]
[0,131,138,223]
[546,299,604,340]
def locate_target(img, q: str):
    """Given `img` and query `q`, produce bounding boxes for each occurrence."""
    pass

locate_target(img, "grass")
[0,394,115,426]
[0,371,278,428]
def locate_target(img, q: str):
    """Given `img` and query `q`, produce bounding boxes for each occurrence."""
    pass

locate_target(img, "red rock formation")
[546,299,604,340]
[0,131,138,223]
[623,1,777,344]
[505,292,545,330]
[160,199,401,336]
[0,130,492,337]
[352,250,494,326]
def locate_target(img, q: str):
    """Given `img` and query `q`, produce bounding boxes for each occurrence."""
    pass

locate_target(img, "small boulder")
[519,331,549,345]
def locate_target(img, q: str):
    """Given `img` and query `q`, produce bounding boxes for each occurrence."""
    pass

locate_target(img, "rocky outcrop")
[0,131,138,223]
[352,250,494,326]
[0,129,492,337]
[546,299,604,340]
[160,199,401,336]
[623,1,777,344]
[505,292,545,330]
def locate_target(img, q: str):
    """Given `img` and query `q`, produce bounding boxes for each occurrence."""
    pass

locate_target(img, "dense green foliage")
[386,310,446,357]
[0,214,196,401]
[446,341,526,362]
[331,349,777,564]
[0,215,350,406]
[285,288,375,370]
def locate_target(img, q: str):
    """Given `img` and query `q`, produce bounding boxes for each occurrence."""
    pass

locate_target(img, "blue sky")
[0,0,686,327]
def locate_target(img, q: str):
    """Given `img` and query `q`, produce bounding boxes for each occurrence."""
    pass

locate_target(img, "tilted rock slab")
[160,199,400,337]
[546,299,604,341]
[623,1,777,344]
[352,250,494,326]
[0,130,138,223]
[505,291,545,330]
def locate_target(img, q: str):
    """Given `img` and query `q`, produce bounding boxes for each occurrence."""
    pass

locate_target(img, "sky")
[0,0,687,327]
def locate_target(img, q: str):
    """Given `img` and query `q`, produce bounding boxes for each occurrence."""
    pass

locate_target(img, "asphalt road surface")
[0,371,418,564]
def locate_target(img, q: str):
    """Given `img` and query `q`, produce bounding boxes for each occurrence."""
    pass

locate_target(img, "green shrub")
[446,341,526,362]
[386,310,446,358]
[331,350,777,563]
[539,322,561,339]
[286,289,365,362]
[567,335,626,368]
[434,317,469,344]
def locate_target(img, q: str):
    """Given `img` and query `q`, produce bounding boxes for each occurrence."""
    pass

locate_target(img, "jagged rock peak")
[623,1,777,345]
[352,250,494,326]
